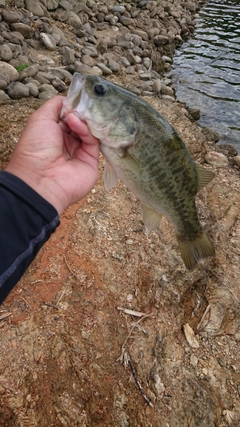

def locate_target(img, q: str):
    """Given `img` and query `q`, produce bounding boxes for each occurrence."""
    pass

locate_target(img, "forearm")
[0,171,60,304]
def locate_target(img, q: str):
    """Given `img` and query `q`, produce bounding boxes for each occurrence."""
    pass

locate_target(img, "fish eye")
[94,84,106,96]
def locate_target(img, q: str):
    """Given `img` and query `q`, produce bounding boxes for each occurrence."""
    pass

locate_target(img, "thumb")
[31,96,65,123]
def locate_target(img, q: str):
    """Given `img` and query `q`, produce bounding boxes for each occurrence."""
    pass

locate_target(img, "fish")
[60,73,215,270]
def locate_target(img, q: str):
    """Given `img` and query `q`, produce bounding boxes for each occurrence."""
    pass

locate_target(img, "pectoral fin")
[141,204,162,231]
[196,164,215,191]
[103,161,118,191]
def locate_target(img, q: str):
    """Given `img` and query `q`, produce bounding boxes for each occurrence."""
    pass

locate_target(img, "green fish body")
[61,73,215,270]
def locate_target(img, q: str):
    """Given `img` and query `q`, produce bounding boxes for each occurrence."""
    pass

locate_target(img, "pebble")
[233,156,240,168]
[183,323,200,349]
[40,33,57,50]
[205,151,229,168]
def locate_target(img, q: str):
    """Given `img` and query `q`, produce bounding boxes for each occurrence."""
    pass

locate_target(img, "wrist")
[5,162,66,214]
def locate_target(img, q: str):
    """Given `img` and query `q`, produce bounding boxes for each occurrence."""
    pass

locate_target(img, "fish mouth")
[60,74,90,123]
[60,73,116,141]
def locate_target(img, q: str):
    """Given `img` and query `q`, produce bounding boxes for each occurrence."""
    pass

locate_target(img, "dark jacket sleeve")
[0,171,60,304]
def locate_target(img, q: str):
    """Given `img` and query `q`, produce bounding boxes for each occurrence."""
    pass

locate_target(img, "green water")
[172,0,240,152]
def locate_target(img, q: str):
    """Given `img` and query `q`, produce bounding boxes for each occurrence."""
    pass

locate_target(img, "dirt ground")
[1,76,240,426]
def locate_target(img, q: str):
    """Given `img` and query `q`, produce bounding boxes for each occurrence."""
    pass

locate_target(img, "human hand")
[5,96,100,214]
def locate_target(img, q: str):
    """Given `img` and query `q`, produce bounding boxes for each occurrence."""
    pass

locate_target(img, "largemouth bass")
[60,73,215,270]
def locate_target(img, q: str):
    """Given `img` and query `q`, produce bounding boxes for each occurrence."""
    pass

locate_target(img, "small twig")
[42,302,59,310]
[125,351,153,407]
[63,255,78,278]
[117,307,147,317]
[117,312,153,363]
[20,297,31,309]
[196,304,211,332]
[0,312,11,321]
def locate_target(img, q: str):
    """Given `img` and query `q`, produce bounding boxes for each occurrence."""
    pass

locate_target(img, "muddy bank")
[0,1,240,426]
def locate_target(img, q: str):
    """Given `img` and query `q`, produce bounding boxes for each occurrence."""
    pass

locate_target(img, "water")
[172,0,240,152]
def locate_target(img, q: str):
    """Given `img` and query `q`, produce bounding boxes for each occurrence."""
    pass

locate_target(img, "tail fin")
[176,231,215,270]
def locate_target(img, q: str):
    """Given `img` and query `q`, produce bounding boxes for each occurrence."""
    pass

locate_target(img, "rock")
[61,46,75,65]
[96,63,112,75]
[6,81,30,98]
[25,0,45,17]
[52,68,72,82]
[2,30,24,44]
[217,144,238,157]
[120,16,133,27]
[40,33,57,50]
[0,44,12,62]
[233,156,240,168]
[0,0,6,6]
[153,35,170,45]
[25,82,39,97]
[81,46,98,57]
[66,11,82,29]
[36,71,55,82]
[162,94,175,102]
[81,55,95,67]
[183,1,196,13]
[24,64,40,78]
[1,9,23,23]
[52,25,72,47]
[74,62,102,76]
[133,29,149,41]
[107,59,120,73]
[0,61,19,84]
[52,8,68,22]
[0,89,10,103]
[139,71,152,80]
[161,84,174,96]
[205,151,229,167]
[188,107,200,120]
[38,83,58,99]
[52,77,66,92]
[0,79,7,90]
[152,79,161,93]
[46,0,59,11]
[123,51,137,65]
[10,23,32,38]
[183,323,200,349]
[105,14,118,26]
[120,56,131,67]
[111,5,126,14]
[38,91,56,100]
[59,0,73,11]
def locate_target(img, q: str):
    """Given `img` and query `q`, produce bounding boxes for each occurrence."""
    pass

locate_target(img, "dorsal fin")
[196,164,215,191]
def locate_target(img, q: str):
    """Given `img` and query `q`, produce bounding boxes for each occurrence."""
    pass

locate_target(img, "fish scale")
[60,73,216,270]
